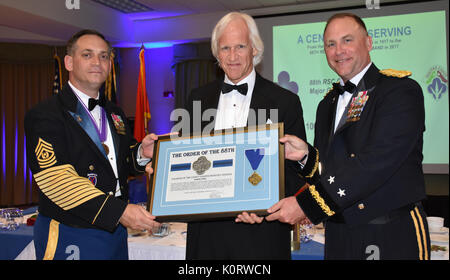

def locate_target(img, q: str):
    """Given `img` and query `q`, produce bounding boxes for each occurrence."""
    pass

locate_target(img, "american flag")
[53,53,62,94]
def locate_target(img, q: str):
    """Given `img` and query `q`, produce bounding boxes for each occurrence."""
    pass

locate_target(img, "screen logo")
[425,66,448,100]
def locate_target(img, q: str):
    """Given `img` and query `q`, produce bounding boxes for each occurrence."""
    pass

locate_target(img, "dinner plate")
[430,233,449,243]
[429,226,449,234]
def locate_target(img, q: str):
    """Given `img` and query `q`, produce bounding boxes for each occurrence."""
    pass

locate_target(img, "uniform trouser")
[324,204,430,260]
[34,214,128,260]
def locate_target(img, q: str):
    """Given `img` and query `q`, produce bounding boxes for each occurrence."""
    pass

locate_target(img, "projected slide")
[273,10,448,166]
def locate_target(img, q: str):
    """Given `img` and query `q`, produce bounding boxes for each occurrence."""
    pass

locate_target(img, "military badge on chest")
[111,113,126,135]
[347,90,369,122]
[87,173,98,186]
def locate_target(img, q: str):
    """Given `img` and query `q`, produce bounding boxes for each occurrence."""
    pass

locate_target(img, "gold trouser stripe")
[43,219,60,260]
[410,209,424,260]
[414,207,429,260]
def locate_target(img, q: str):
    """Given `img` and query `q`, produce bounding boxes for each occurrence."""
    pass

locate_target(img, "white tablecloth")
[14,223,448,260]
[127,223,186,260]
[430,227,449,260]
[15,223,187,260]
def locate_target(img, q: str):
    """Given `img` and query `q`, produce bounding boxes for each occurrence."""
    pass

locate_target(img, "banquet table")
[1,223,325,260]
[1,207,447,260]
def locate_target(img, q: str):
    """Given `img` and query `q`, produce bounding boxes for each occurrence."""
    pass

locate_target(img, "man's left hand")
[140,133,158,159]
[265,196,305,225]
[235,212,264,224]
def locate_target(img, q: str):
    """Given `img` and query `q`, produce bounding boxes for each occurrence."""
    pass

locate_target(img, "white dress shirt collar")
[215,68,256,130]
[68,81,100,110]
[224,67,256,94]
[340,62,372,88]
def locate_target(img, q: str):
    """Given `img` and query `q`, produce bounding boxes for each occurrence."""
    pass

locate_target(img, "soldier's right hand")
[119,204,160,232]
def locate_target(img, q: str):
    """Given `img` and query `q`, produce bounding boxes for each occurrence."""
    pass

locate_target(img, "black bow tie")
[333,81,357,95]
[222,83,248,95]
[88,96,105,111]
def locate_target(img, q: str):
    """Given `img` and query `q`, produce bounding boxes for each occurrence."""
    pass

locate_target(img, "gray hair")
[211,12,264,66]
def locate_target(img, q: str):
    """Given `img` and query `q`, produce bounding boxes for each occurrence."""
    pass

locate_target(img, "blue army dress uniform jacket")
[25,83,145,233]
[295,64,427,226]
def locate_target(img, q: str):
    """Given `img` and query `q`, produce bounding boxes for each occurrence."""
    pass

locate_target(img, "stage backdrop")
[256,0,449,174]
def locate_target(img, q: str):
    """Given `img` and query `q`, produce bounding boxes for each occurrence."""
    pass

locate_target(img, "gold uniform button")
[89,165,95,171]
[350,153,356,158]
[358,203,365,210]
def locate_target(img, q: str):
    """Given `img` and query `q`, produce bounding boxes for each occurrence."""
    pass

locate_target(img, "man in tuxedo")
[184,12,306,259]
[25,29,159,260]
[266,13,430,260]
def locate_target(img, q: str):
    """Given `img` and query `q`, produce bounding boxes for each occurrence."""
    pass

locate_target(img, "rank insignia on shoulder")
[324,87,333,98]
[35,138,57,168]
[379,69,412,78]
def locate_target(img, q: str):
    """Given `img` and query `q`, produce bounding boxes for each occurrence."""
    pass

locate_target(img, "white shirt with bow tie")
[215,68,256,130]
[334,62,372,132]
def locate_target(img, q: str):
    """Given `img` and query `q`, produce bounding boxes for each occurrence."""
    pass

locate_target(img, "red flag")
[134,47,151,142]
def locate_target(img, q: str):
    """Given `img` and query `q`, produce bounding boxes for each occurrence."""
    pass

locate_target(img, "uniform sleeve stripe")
[92,195,110,225]
[33,164,104,210]
[49,182,101,202]
[305,147,319,178]
[34,164,76,181]
[308,185,335,216]
[62,192,104,210]
[36,170,75,186]
[41,177,90,195]
[58,189,104,209]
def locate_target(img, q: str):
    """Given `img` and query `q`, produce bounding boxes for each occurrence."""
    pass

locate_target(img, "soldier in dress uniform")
[262,13,431,260]
[25,29,159,260]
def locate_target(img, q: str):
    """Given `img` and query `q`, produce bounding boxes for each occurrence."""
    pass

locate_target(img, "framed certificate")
[148,123,285,222]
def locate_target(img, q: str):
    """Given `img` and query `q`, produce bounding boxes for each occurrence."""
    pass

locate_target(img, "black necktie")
[88,96,105,111]
[333,81,356,95]
[222,83,248,95]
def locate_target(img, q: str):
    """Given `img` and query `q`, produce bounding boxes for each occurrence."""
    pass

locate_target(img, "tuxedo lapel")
[248,74,273,124]
[206,80,222,110]
[249,74,269,109]
[200,81,222,131]
[104,105,121,165]
[325,92,340,149]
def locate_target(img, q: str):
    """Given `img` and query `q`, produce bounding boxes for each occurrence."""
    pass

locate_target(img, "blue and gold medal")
[245,148,265,186]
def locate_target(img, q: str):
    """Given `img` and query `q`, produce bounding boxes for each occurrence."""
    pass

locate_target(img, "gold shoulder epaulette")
[379,69,412,78]
[324,87,333,98]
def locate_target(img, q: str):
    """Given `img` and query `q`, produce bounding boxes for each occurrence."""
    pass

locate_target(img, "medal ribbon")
[78,97,107,142]
[245,148,265,171]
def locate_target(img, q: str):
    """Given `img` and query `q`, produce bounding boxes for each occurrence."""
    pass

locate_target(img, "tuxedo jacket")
[25,83,145,232]
[296,64,427,226]
[185,72,307,259]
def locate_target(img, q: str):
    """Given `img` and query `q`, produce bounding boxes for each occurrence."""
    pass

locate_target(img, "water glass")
[0,208,24,231]
[299,223,315,243]
[152,223,170,237]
